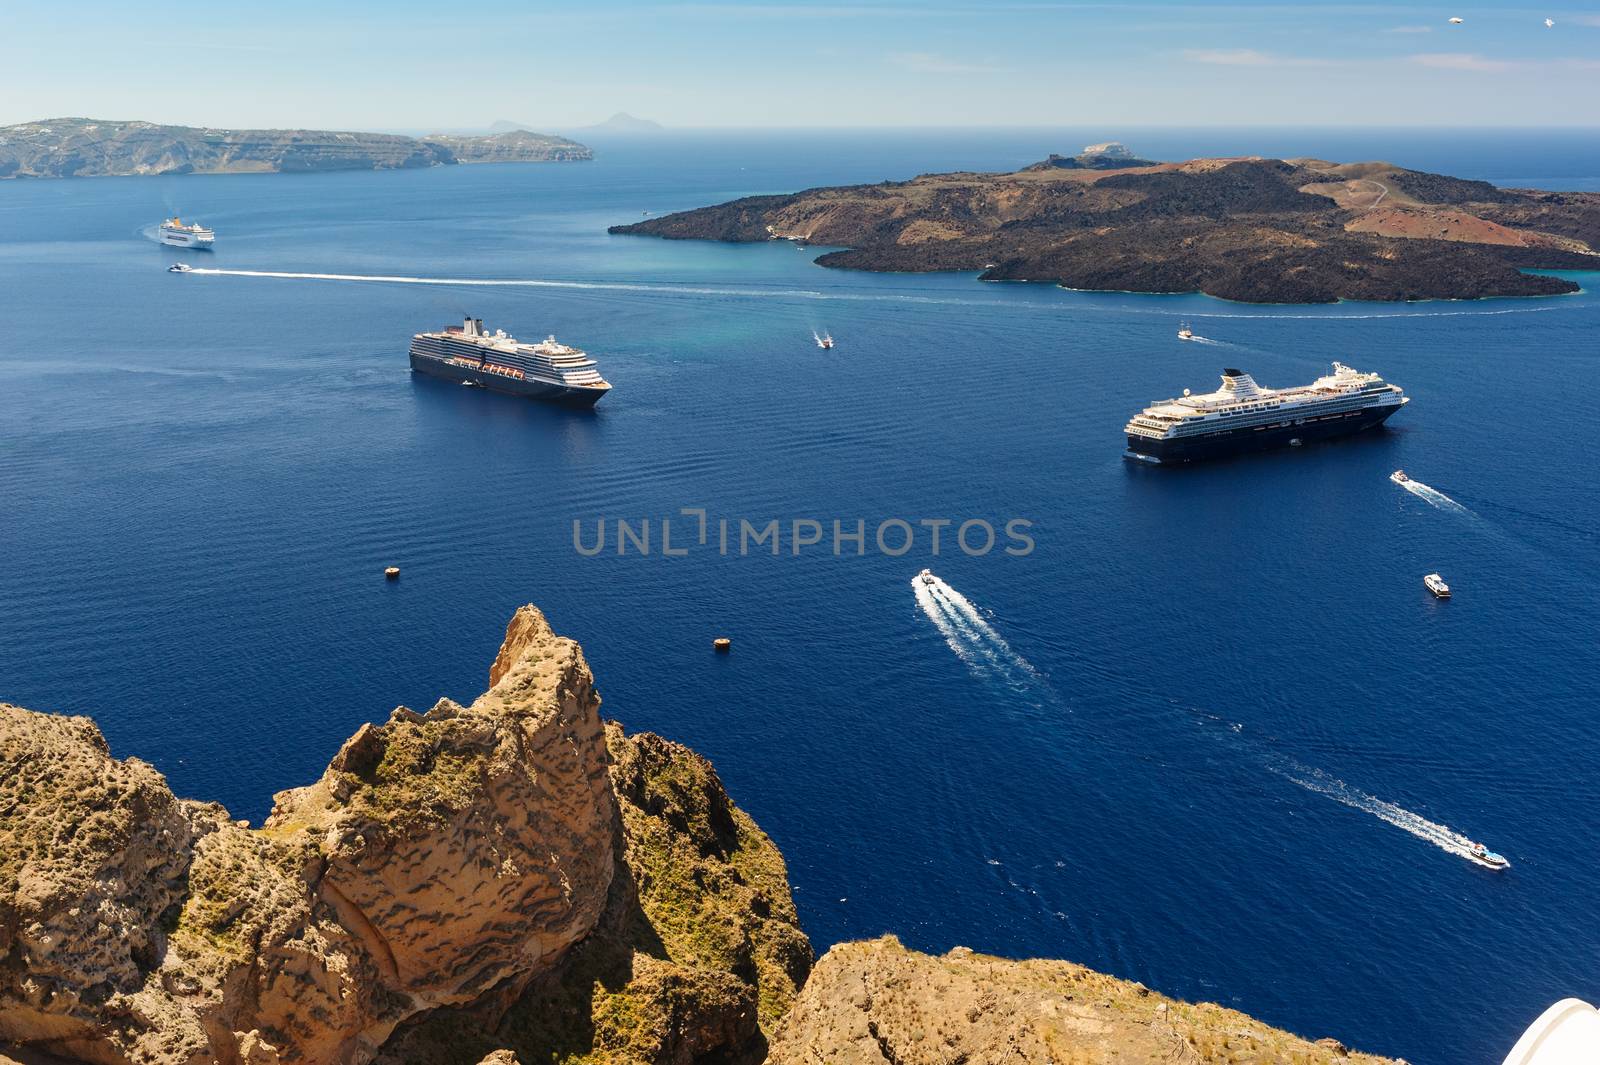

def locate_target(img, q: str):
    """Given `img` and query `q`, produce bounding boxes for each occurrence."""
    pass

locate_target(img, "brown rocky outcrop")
[767,937,1396,1065]
[0,606,620,1064]
[374,725,812,1065]
[611,155,1600,303]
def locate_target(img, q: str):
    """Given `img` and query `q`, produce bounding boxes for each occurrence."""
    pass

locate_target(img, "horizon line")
[9,116,1600,133]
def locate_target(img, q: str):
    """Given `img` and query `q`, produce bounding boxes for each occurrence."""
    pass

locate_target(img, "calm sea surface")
[2,128,1598,1063]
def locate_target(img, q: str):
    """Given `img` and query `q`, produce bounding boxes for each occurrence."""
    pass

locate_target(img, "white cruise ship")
[159,217,215,249]
[409,317,612,406]
[1124,363,1407,464]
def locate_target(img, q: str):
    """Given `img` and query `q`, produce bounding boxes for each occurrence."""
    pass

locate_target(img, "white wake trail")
[1275,762,1501,865]
[183,267,969,307]
[929,577,1041,679]
[911,573,1047,694]
[1398,479,1469,514]
[913,578,977,664]
[914,580,1017,679]
[184,267,829,300]
[176,268,1573,320]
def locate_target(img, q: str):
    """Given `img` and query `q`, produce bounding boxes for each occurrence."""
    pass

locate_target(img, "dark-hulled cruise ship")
[410,317,611,406]
[1124,363,1406,464]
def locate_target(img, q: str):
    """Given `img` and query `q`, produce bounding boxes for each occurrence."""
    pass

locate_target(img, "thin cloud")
[667,3,939,16]
[1410,52,1514,72]
[888,51,1008,74]
[1182,48,1334,67]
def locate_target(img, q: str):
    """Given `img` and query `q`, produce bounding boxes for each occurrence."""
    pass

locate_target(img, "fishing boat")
[1466,841,1509,869]
[1177,323,1195,341]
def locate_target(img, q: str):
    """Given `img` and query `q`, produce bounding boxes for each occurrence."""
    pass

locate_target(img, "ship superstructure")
[1124,363,1406,464]
[409,317,611,406]
[158,217,214,249]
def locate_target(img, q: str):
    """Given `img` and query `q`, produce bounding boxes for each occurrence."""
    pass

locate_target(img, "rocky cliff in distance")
[420,130,592,164]
[611,153,1600,304]
[3,606,1394,1065]
[0,118,590,179]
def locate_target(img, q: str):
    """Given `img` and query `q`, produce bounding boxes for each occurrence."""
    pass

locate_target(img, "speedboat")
[1424,573,1451,598]
[918,568,936,586]
[1390,470,1409,484]
[1466,841,1509,869]
[814,331,835,350]
[1177,323,1195,341]
[167,263,191,273]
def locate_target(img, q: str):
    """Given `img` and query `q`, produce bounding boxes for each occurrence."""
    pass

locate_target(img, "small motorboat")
[1466,841,1509,870]
[814,331,835,350]
[167,263,191,273]
[1424,573,1451,598]
[1390,470,1409,484]
[917,568,936,586]
[1177,323,1195,341]
[460,379,485,388]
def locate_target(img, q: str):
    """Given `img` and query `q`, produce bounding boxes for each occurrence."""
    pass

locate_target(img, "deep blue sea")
[2,128,1598,1064]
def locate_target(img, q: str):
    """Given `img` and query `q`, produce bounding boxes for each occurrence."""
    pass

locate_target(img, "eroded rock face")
[266,605,616,1025]
[0,710,213,1064]
[767,937,1398,1065]
[373,725,813,1065]
[0,605,616,1065]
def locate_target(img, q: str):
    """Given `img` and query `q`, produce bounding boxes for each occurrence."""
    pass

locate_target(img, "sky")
[3,0,1598,130]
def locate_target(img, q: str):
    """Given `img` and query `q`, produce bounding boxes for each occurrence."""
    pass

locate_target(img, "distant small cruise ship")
[158,217,214,249]
[409,317,612,406]
[1124,363,1407,464]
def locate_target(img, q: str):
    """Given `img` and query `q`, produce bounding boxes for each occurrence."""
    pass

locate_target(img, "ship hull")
[1125,403,1400,465]
[410,352,608,407]
[159,232,214,249]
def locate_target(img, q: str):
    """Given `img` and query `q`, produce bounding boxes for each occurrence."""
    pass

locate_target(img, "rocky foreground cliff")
[0,119,590,179]
[1,607,1393,1065]
[610,151,1600,303]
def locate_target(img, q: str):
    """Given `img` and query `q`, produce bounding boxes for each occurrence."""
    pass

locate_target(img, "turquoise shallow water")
[2,128,1598,1063]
